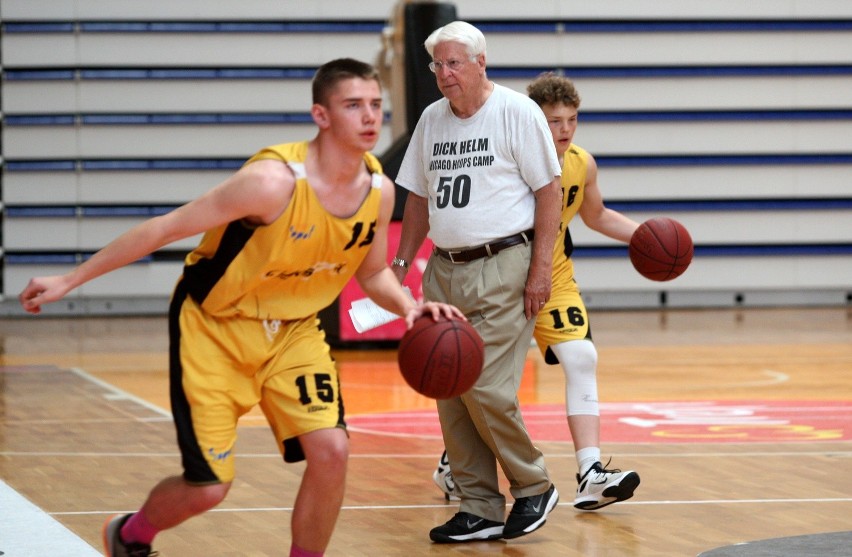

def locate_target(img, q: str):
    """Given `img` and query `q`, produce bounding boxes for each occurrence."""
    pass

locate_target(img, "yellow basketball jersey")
[180,141,384,320]
[551,144,589,285]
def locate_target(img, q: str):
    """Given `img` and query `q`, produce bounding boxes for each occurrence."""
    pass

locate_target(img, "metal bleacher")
[1,0,851,315]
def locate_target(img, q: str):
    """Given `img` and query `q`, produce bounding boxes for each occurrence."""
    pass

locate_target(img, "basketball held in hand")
[629,217,694,281]
[397,316,484,399]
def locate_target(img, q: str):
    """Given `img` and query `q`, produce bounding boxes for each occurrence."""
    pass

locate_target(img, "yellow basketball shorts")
[169,287,345,484]
[533,278,593,365]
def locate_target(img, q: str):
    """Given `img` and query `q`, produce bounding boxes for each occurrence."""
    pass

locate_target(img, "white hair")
[424,20,487,57]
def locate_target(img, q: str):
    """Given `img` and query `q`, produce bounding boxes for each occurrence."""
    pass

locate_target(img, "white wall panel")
[2,79,319,114]
[598,164,852,201]
[2,33,386,68]
[0,0,397,21]
[572,255,852,292]
[3,216,201,250]
[3,262,184,298]
[3,123,394,159]
[494,75,852,112]
[569,210,852,246]
[2,119,842,159]
[3,0,851,21]
[6,164,851,206]
[3,170,228,205]
[6,28,850,69]
[486,31,852,67]
[574,119,850,156]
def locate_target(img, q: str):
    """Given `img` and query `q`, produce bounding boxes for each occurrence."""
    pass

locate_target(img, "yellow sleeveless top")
[180,141,384,319]
[551,144,589,285]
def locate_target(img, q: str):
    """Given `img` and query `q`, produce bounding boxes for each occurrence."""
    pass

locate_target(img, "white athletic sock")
[577,447,601,477]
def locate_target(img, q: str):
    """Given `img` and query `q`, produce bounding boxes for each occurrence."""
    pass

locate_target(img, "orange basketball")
[629,217,694,281]
[397,316,484,399]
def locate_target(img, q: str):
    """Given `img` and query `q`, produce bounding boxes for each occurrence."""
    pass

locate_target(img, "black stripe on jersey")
[563,226,575,260]
[182,220,256,305]
[168,280,219,484]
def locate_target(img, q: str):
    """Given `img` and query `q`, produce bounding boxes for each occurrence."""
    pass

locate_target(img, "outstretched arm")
[578,154,640,243]
[19,160,294,314]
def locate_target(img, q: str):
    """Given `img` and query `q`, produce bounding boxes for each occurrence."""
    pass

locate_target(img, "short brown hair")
[312,58,381,106]
[526,72,581,109]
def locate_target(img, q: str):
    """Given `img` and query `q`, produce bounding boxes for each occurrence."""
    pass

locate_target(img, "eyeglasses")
[428,55,478,73]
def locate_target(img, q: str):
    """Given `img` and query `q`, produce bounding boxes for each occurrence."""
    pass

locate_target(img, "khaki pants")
[423,242,551,522]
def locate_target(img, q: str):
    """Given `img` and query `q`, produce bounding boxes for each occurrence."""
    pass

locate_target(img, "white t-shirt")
[396,83,561,249]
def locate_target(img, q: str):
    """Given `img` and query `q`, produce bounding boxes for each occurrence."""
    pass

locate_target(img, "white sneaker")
[432,450,460,501]
[574,460,640,511]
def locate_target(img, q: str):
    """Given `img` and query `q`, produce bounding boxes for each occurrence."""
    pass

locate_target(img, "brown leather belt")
[434,229,534,264]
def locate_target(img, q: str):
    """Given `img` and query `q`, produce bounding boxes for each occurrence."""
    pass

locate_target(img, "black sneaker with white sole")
[429,511,505,543]
[502,484,559,539]
[574,460,640,511]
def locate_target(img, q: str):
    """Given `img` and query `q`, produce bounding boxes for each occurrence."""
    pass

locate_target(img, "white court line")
[69,366,172,418]
[677,369,791,390]
[2,449,851,459]
[735,370,790,387]
[46,497,852,517]
[0,367,171,556]
[0,480,102,556]
[3,367,849,555]
[1,418,171,425]
[346,426,444,440]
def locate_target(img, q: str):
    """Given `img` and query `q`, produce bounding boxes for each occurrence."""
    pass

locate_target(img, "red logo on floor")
[346,400,851,443]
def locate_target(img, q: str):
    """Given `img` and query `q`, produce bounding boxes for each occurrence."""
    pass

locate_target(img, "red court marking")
[346,400,852,443]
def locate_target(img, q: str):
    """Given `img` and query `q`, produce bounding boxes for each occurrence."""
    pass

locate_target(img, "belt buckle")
[447,250,463,264]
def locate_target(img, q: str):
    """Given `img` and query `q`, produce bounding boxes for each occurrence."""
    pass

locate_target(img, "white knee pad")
[550,339,599,416]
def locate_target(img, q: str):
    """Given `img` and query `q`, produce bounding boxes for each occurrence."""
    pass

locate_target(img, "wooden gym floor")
[1,306,851,556]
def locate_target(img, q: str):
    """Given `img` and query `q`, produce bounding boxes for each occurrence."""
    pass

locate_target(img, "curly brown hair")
[526,72,581,109]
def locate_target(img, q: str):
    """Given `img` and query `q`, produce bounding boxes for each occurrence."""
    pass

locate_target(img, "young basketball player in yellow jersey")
[18,58,463,557]
[432,73,642,511]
